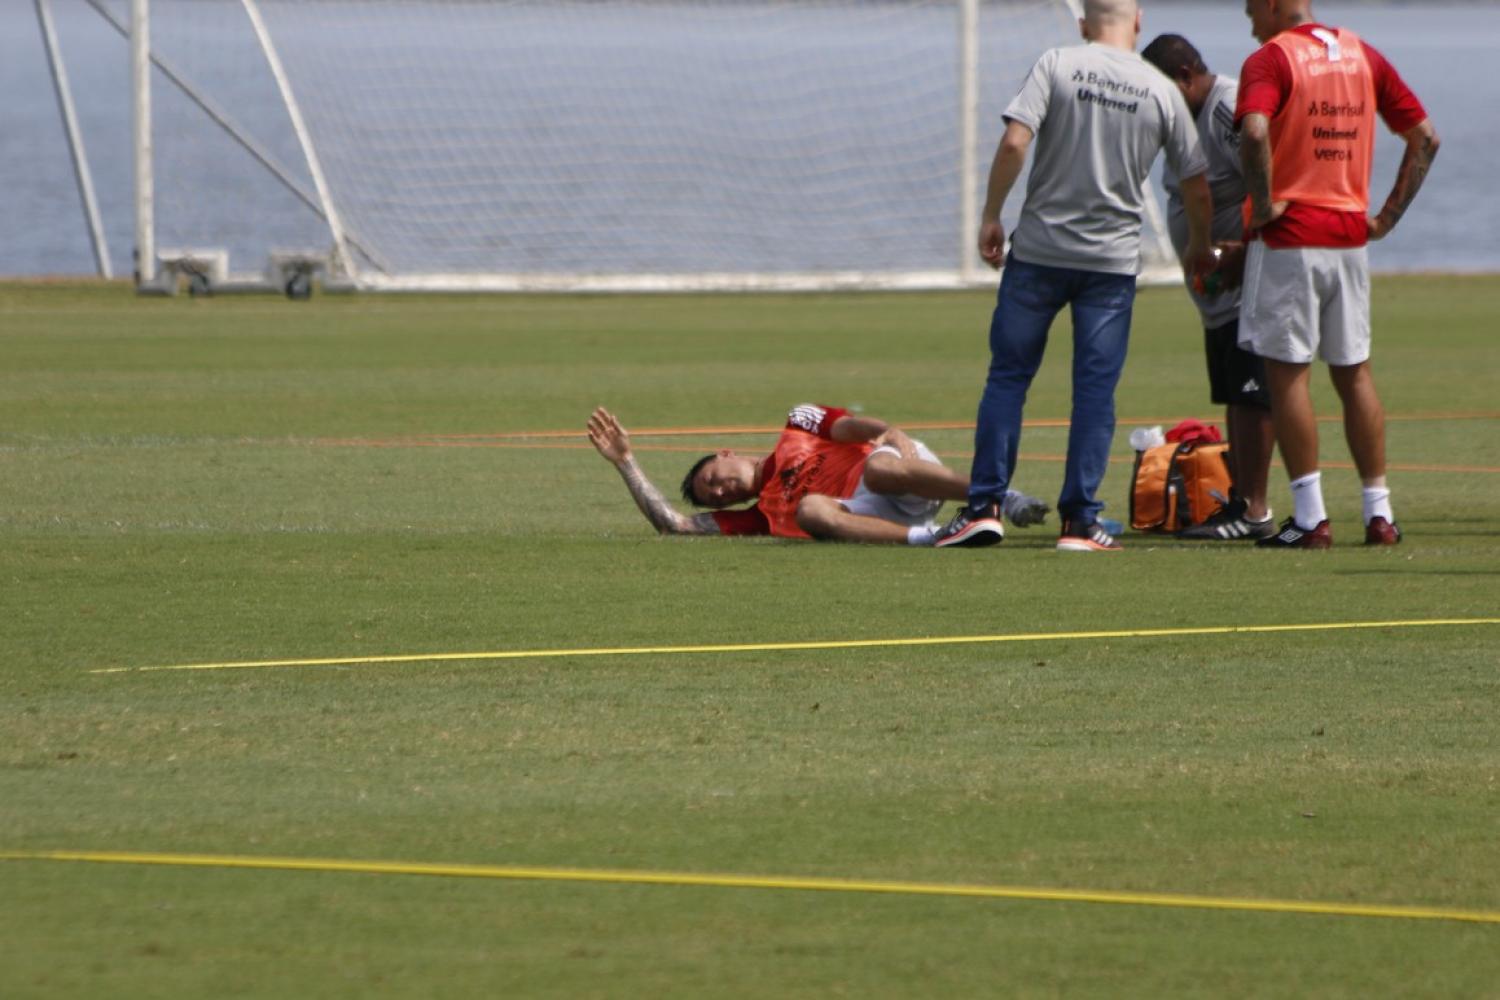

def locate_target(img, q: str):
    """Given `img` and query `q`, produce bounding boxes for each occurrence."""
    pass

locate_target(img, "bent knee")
[861,451,904,493]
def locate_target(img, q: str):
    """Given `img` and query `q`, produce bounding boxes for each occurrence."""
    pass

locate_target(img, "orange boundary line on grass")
[305,437,1500,473]
[314,409,1500,449]
[3,850,1497,926]
[311,410,1500,473]
[88,617,1500,675]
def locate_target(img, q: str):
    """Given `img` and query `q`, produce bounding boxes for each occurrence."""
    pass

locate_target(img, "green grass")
[2,278,1498,998]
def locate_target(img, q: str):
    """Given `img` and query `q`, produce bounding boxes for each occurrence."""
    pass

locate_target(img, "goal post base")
[138,248,350,298]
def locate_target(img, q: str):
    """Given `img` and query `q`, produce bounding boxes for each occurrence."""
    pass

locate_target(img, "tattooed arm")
[1238,112,1286,232]
[1367,120,1440,241]
[587,407,720,536]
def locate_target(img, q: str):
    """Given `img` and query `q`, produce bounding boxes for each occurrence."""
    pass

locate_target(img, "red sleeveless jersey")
[1236,24,1426,248]
[711,405,872,539]
[1266,27,1375,214]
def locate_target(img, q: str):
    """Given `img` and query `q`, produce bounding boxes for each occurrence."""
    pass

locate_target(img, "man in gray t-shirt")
[936,0,1212,552]
[1144,32,1276,542]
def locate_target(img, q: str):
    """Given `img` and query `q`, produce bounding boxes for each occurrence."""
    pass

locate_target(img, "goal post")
[119,0,1179,294]
[131,0,153,285]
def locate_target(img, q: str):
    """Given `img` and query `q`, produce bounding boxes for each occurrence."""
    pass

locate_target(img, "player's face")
[693,453,757,508]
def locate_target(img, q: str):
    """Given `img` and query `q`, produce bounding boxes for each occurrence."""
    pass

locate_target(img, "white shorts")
[1239,242,1371,366]
[842,440,945,527]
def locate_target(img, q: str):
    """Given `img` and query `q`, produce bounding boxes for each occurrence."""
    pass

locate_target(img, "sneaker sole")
[935,522,1004,548]
[1056,538,1121,553]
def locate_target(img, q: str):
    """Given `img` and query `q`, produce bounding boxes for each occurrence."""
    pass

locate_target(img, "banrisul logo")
[1075,71,1148,114]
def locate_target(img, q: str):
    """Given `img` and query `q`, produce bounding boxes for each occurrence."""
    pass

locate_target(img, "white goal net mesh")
[102,0,1177,290]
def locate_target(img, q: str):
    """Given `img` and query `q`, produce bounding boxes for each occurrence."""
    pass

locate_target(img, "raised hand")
[587,407,632,466]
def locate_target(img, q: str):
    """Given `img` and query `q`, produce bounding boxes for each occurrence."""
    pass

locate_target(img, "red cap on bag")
[1164,419,1222,446]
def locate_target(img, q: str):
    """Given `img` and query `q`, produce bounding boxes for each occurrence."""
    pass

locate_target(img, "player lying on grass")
[588,404,1048,545]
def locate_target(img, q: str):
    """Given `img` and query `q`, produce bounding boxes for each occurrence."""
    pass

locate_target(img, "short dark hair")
[1142,34,1208,81]
[681,454,716,506]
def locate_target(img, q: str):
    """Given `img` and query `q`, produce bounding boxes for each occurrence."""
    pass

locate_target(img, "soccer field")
[2,278,1497,997]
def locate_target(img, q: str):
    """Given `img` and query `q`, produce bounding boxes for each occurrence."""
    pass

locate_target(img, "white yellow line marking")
[90,618,1500,675]
[3,850,1496,925]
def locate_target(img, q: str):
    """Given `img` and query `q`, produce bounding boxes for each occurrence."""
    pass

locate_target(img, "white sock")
[1289,471,1327,530]
[907,524,936,547]
[1362,486,1393,525]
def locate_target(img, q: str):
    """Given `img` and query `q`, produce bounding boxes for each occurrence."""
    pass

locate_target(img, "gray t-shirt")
[1163,75,1244,327]
[1004,43,1206,275]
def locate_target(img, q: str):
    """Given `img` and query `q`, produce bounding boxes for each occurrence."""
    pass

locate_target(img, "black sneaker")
[1056,519,1122,552]
[1255,518,1332,549]
[1178,495,1276,540]
[934,503,1004,548]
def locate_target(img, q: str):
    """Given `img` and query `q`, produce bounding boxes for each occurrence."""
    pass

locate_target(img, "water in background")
[2,1,1494,277]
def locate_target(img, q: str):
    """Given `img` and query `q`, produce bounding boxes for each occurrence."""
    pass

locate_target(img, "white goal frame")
[119,0,1179,295]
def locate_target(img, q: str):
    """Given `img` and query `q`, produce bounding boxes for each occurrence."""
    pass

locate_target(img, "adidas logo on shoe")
[934,503,1004,548]
[1178,495,1276,540]
[1056,519,1122,552]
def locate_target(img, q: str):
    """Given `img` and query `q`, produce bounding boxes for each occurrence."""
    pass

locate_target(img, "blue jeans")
[968,255,1136,526]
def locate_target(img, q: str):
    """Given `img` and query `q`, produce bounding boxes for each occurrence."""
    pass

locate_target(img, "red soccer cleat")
[1256,518,1332,549]
[1364,516,1402,546]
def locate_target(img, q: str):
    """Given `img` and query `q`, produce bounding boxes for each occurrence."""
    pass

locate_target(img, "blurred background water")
[2,1,1492,278]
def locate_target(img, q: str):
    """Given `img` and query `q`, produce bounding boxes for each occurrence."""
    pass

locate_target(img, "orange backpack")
[1129,441,1232,533]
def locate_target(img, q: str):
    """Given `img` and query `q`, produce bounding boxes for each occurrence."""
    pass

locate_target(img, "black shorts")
[1205,320,1270,409]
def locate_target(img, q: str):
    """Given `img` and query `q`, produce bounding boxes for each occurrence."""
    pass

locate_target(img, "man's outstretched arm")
[587,408,720,536]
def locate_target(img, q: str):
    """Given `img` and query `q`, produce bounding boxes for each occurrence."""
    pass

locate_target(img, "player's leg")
[1258,359,1331,546]
[1055,267,1134,548]
[863,445,1051,530]
[1319,247,1396,543]
[1180,319,1276,539]
[1217,318,1276,522]
[1329,362,1386,479]
[1241,243,1330,547]
[1321,245,1379,479]
[794,494,923,545]
[938,258,1067,548]
[967,257,1067,508]
[1265,360,1318,477]
[1226,401,1275,521]
[862,447,968,502]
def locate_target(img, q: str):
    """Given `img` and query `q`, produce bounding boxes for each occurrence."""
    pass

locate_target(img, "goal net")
[106,0,1178,291]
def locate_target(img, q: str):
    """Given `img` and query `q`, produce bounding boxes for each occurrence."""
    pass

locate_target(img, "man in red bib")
[587,405,1048,545]
[1235,0,1438,548]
